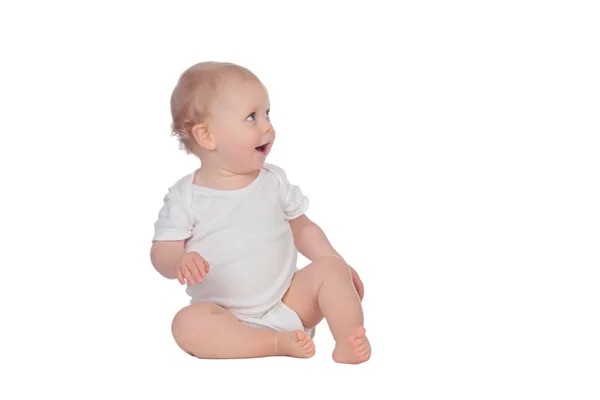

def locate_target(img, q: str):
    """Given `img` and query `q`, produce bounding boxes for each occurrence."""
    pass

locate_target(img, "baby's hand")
[175,251,209,285]
[348,265,364,301]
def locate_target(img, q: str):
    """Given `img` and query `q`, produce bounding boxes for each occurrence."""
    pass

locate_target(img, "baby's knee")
[171,302,220,345]
[312,256,351,279]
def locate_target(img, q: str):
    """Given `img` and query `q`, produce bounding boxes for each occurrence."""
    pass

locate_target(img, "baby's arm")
[270,163,364,298]
[150,240,185,280]
[151,178,195,280]
[289,214,341,261]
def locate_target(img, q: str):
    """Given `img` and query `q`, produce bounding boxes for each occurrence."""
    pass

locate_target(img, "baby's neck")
[193,165,260,190]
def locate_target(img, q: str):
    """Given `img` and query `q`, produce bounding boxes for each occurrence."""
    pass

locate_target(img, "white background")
[1,1,598,399]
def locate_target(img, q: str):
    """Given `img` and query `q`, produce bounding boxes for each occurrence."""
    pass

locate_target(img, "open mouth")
[255,143,270,153]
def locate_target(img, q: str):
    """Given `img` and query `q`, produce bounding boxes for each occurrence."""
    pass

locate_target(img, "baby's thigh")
[171,302,237,352]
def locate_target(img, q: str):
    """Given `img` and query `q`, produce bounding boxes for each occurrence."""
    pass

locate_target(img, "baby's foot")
[275,330,315,358]
[332,326,371,364]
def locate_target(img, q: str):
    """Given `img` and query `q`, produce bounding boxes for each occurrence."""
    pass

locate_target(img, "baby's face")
[208,76,275,173]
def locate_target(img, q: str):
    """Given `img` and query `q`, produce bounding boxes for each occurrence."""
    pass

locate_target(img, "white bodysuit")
[152,163,314,336]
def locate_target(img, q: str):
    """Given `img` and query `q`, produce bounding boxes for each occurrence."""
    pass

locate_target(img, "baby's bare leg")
[171,302,315,359]
[282,257,371,364]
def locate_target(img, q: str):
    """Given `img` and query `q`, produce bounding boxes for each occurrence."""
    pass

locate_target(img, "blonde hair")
[170,61,258,155]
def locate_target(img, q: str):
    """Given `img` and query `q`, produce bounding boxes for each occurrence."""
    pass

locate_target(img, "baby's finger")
[354,277,364,300]
[176,269,185,285]
[195,257,208,276]
[352,273,364,301]
[181,264,195,285]
[189,258,204,282]
[190,256,205,277]
[203,258,210,274]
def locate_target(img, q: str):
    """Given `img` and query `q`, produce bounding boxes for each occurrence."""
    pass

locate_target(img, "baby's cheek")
[236,142,252,154]
[224,132,255,158]
[237,138,256,154]
[228,143,252,161]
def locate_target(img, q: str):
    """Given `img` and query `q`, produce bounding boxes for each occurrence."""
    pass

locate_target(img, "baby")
[150,61,371,364]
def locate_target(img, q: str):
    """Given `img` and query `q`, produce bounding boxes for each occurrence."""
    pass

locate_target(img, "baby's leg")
[282,257,371,364]
[171,302,315,359]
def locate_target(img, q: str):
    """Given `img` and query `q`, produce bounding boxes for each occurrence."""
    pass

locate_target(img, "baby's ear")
[191,123,216,151]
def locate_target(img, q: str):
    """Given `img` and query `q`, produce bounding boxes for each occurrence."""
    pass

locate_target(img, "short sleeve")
[265,163,310,221]
[152,179,194,241]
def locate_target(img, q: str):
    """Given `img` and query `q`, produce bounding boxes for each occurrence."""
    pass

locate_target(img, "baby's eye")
[246,112,256,121]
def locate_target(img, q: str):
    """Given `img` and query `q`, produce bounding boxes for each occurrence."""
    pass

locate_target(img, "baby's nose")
[262,132,274,143]
[263,119,274,133]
